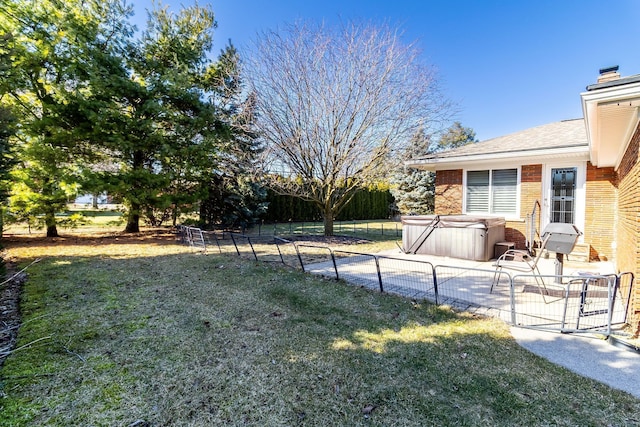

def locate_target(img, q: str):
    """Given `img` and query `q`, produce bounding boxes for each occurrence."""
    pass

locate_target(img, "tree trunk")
[92,193,99,209]
[172,205,178,227]
[125,149,144,233]
[125,201,140,233]
[323,207,334,236]
[45,209,59,238]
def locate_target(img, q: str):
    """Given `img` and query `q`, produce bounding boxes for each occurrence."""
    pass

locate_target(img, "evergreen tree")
[434,121,477,152]
[391,122,477,215]
[197,46,265,229]
[82,4,258,232]
[2,1,265,234]
[0,0,129,237]
[390,126,436,215]
[0,106,16,234]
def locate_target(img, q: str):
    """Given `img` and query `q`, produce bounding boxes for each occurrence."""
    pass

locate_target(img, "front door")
[542,162,585,235]
[550,167,576,223]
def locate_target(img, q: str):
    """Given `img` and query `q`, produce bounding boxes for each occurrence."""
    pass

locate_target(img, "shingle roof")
[414,118,587,161]
[586,74,640,91]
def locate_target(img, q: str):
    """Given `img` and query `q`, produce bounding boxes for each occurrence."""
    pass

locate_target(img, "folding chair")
[491,234,553,302]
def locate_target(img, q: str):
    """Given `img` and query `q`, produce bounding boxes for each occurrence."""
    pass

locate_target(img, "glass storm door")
[550,167,576,224]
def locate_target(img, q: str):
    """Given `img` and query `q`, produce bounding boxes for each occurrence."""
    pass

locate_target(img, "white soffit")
[581,83,640,169]
[407,147,589,171]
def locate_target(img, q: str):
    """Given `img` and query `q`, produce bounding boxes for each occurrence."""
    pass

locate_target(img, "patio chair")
[491,234,553,302]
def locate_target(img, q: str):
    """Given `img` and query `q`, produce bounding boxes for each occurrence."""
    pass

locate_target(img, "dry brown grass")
[1,228,639,426]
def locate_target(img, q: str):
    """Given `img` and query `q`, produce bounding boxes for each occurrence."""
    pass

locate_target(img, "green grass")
[245,219,403,254]
[1,234,639,426]
[4,209,125,236]
[247,219,403,242]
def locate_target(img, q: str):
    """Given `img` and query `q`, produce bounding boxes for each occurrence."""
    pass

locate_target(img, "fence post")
[211,231,223,254]
[294,244,305,272]
[247,236,258,261]
[229,233,241,256]
[330,250,339,281]
[374,256,384,293]
[432,266,439,305]
[621,272,635,324]
[509,273,516,325]
[274,237,286,264]
[606,276,614,336]
[381,224,384,236]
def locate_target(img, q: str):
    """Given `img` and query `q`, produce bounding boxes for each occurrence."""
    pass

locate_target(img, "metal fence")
[176,226,634,336]
[247,220,402,239]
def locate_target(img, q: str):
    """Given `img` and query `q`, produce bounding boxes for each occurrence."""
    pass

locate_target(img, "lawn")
[1,229,639,426]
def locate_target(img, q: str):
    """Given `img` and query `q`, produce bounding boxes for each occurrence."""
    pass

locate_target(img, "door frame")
[541,161,586,240]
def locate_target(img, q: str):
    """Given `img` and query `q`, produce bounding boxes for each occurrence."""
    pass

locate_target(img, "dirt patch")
[2,227,176,249]
[0,258,26,368]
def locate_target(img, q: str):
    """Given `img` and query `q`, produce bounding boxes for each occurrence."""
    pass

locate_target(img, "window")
[465,168,518,215]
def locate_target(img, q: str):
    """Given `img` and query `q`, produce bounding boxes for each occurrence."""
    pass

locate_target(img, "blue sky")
[131,0,640,141]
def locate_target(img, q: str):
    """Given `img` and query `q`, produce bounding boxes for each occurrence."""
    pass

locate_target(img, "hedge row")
[262,188,394,222]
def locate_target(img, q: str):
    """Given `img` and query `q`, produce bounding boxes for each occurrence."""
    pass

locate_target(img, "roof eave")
[407,146,589,171]
[581,82,640,169]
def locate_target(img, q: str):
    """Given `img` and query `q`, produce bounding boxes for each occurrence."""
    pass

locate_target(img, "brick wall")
[509,164,543,249]
[434,170,463,214]
[584,163,617,261]
[435,167,540,249]
[616,123,640,333]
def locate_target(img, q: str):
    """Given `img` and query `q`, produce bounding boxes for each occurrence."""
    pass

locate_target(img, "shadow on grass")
[2,228,179,252]
[1,249,639,426]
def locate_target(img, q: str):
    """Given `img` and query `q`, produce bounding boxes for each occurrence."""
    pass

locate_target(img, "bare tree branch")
[246,20,453,235]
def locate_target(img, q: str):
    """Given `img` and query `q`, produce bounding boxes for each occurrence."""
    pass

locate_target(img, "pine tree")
[390,126,435,215]
[0,0,128,236]
[390,122,477,215]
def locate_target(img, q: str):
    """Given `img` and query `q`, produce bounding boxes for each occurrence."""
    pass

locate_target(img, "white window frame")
[463,167,521,218]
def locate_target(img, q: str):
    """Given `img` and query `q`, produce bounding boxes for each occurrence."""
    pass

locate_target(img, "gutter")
[407,145,589,170]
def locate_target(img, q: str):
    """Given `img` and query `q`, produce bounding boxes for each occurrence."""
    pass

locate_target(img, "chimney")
[597,65,620,83]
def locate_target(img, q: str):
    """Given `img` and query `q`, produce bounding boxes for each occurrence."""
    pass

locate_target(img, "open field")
[0,229,639,426]
[3,208,125,237]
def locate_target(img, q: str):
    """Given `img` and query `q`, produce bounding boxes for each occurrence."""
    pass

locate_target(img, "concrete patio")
[303,247,627,334]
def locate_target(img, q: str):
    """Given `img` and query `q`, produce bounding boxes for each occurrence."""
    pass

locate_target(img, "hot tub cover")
[401,215,506,229]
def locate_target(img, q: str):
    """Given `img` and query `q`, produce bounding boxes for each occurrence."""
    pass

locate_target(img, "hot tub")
[401,215,506,261]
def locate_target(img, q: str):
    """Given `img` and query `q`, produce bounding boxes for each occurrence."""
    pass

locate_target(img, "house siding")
[434,163,623,262]
[509,164,543,249]
[616,123,640,331]
[434,169,463,214]
[584,163,617,261]
[435,166,540,249]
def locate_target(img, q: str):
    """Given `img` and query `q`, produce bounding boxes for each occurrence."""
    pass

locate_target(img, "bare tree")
[247,21,451,235]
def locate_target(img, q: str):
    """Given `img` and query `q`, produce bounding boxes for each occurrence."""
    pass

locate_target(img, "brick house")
[407,67,640,331]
